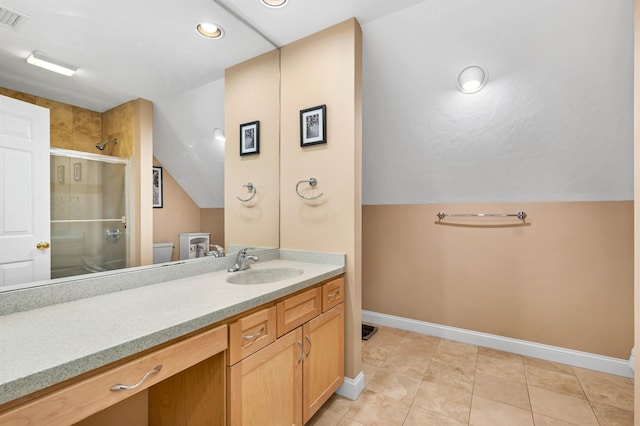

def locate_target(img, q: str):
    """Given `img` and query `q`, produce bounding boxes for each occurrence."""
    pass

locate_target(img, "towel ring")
[237,182,257,202]
[296,177,324,200]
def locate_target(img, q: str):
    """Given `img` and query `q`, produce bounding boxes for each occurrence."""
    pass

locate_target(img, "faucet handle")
[238,247,254,255]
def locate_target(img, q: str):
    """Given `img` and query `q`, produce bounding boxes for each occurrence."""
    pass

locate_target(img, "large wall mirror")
[0,0,281,291]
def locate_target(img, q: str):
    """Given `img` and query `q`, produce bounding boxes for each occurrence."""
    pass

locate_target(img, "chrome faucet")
[228,248,259,272]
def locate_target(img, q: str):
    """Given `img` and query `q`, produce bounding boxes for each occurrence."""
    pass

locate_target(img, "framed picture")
[152,166,163,208]
[240,121,260,156]
[300,104,326,147]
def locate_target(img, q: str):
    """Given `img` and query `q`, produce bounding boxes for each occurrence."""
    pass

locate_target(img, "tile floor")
[308,324,634,425]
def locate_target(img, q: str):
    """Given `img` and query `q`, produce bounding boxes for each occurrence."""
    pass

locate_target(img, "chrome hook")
[237,182,257,202]
[296,177,324,200]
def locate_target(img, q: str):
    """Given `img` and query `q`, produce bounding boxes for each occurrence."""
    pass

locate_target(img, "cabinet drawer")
[276,287,322,337]
[229,306,277,365]
[0,325,227,426]
[322,277,344,312]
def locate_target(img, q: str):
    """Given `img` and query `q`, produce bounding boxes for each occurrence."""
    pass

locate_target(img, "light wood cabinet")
[0,325,228,426]
[229,306,277,365]
[303,303,344,423]
[228,276,345,425]
[228,328,303,425]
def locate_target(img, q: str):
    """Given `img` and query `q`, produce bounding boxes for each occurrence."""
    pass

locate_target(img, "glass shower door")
[50,154,127,278]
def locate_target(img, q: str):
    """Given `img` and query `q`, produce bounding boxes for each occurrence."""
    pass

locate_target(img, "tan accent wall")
[224,49,281,250]
[633,0,639,416]
[102,101,135,158]
[280,19,363,379]
[132,99,154,266]
[152,158,201,261]
[363,201,633,359]
[201,208,225,248]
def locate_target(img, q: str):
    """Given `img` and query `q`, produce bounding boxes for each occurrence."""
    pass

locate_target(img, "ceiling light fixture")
[457,65,487,94]
[213,128,226,143]
[26,51,77,76]
[197,22,224,39]
[261,0,288,9]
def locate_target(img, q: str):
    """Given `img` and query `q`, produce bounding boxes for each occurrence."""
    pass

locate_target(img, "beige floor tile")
[321,394,354,417]
[394,339,438,360]
[473,372,530,410]
[401,331,441,347]
[432,346,478,372]
[306,407,345,426]
[337,418,366,426]
[528,386,598,425]
[381,352,431,378]
[437,339,479,356]
[423,359,475,393]
[478,346,524,363]
[524,365,585,398]
[469,395,534,426]
[531,413,577,425]
[573,367,634,412]
[361,361,380,386]
[413,381,472,423]
[590,402,634,426]
[475,353,526,383]
[522,356,574,375]
[343,389,411,426]
[364,366,421,403]
[365,326,406,347]
[362,344,395,367]
[403,405,467,425]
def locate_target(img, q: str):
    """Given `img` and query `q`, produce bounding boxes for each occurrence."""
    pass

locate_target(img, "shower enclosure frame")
[50,148,133,274]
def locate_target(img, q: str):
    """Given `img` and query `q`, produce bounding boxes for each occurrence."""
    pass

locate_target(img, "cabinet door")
[302,303,345,424]
[228,328,303,426]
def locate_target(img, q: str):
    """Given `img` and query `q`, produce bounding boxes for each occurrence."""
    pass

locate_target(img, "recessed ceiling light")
[197,22,224,39]
[261,0,288,9]
[457,65,487,94]
[26,51,77,76]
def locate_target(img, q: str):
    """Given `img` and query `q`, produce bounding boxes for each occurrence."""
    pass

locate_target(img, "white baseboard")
[335,371,365,400]
[362,310,634,378]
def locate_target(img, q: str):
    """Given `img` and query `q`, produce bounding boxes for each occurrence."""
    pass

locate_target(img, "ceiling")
[0,0,427,112]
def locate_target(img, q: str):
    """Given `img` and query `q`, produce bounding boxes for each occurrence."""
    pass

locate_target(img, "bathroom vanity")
[0,250,345,425]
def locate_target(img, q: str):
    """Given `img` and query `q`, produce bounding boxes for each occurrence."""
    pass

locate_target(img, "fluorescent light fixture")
[197,22,224,39]
[261,0,288,8]
[26,51,77,76]
[457,65,487,94]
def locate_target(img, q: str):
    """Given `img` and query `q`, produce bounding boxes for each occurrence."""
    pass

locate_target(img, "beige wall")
[152,158,201,261]
[634,0,639,417]
[280,19,363,380]
[224,49,281,250]
[102,101,134,158]
[201,208,225,248]
[363,201,634,359]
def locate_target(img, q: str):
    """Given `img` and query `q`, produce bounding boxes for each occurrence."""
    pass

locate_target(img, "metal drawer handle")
[305,335,312,358]
[110,365,162,391]
[327,290,340,299]
[243,327,265,341]
[297,340,304,364]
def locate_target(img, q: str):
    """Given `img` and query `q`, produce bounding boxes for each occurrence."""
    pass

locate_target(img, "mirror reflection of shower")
[95,138,118,151]
[50,149,129,278]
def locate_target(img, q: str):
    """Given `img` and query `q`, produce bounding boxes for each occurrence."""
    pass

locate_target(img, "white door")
[0,95,50,287]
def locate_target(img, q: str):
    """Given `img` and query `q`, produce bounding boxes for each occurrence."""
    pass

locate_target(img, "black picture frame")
[240,121,260,156]
[152,166,163,208]
[300,104,327,147]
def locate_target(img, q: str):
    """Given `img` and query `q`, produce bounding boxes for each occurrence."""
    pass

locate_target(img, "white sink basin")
[226,267,304,285]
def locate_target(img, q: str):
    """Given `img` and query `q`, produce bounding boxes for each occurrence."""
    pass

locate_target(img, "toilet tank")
[152,242,174,264]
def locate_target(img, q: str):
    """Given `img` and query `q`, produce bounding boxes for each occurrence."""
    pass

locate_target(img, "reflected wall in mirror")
[224,49,281,250]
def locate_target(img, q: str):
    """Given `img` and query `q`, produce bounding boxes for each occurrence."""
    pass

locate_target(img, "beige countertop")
[0,257,344,406]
